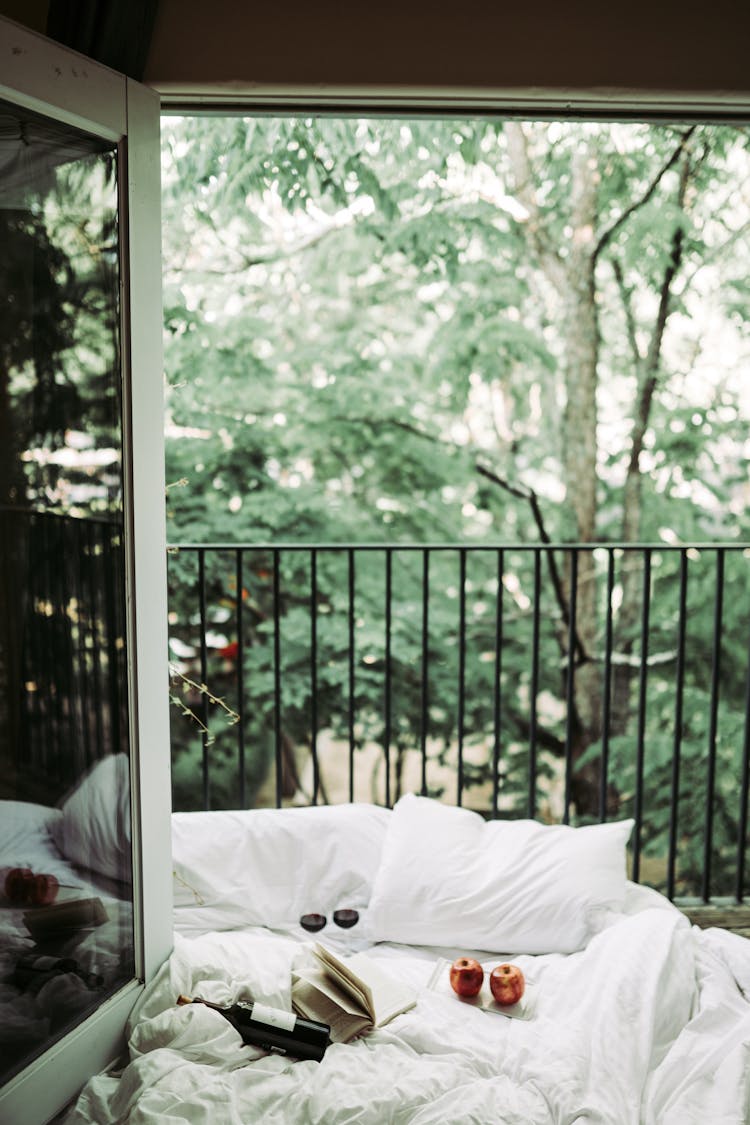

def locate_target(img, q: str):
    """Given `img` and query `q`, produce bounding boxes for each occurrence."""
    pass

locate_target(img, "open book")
[292,943,417,1043]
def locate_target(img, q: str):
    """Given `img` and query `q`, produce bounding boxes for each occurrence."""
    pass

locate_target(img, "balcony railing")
[166,542,750,905]
[1,507,129,804]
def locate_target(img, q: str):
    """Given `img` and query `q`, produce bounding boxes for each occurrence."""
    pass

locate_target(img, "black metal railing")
[166,542,750,904]
[1,507,130,803]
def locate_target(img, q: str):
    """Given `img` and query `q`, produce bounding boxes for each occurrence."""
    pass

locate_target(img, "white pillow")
[0,799,61,855]
[368,794,634,954]
[51,754,132,883]
[171,802,391,931]
[0,800,82,889]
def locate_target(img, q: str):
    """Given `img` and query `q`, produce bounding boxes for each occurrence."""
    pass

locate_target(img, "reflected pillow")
[0,800,80,889]
[171,802,391,931]
[0,799,61,855]
[368,794,634,954]
[51,754,132,883]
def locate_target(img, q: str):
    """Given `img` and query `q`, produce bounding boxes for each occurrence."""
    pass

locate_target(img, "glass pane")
[0,98,134,1085]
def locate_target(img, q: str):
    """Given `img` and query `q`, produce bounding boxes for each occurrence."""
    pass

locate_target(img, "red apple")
[4,867,34,905]
[489,963,525,1006]
[29,873,59,906]
[449,957,484,998]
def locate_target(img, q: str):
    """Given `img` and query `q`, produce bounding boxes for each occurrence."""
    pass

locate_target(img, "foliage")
[161,116,750,897]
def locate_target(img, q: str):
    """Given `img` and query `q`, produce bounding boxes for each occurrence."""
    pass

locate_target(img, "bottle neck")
[176,994,228,1014]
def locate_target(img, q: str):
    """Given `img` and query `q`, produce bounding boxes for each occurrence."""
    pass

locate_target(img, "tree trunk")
[560,147,604,810]
[505,129,603,813]
[611,153,691,735]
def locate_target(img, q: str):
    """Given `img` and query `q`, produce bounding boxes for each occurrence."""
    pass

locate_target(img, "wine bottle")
[11,954,79,993]
[176,994,330,1062]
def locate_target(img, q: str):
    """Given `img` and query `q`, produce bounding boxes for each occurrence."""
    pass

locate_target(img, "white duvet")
[0,807,133,1072]
[62,887,750,1125]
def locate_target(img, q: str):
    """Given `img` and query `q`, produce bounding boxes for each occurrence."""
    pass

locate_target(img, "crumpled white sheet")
[0,887,133,1072]
[63,904,750,1125]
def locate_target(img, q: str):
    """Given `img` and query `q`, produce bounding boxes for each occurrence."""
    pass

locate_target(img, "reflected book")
[292,943,416,1043]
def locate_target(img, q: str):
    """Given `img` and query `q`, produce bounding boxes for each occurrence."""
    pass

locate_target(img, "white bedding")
[0,800,133,1079]
[63,886,750,1125]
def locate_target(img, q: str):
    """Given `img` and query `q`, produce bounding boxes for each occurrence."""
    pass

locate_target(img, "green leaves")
[162,115,750,879]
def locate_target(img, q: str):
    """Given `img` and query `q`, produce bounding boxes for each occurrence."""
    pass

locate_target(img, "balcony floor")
[679,904,750,939]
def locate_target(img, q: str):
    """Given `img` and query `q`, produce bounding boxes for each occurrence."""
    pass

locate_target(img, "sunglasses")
[300,909,359,932]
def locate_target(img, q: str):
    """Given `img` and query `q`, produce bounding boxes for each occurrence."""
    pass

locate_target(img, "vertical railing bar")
[563,548,578,825]
[60,519,74,776]
[348,548,356,804]
[632,548,652,885]
[667,549,688,900]
[64,519,79,773]
[115,522,129,758]
[528,549,541,819]
[599,549,616,822]
[702,548,724,902]
[273,547,282,809]
[104,524,121,762]
[735,585,750,904]
[384,549,392,807]
[457,548,467,807]
[38,517,50,777]
[73,518,92,769]
[63,519,77,777]
[492,548,504,819]
[25,518,43,770]
[34,516,53,775]
[87,521,105,759]
[61,524,79,776]
[420,549,430,797]
[236,548,246,808]
[198,547,210,810]
[43,518,63,776]
[310,548,319,805]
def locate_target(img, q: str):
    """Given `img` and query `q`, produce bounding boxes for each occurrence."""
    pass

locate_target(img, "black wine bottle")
[177,994,330,1062]
[10,954,105,992]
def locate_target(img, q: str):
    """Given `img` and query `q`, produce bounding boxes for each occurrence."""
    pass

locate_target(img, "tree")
[0,137,125,798]
[161,115,750,889]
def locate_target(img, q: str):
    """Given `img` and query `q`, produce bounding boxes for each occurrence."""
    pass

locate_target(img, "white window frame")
[0,18,172,1125]
[2,13,748,1123]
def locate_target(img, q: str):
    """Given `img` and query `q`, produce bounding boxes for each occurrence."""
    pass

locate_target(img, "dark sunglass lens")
[300,913,327,933]
[332,909,359,929]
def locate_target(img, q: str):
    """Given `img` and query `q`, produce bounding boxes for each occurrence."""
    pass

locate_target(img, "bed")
[58,794,750,1124]
[0,755,135,1087]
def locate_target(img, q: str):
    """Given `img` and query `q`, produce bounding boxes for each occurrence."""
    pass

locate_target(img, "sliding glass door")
[0,19,171,1125]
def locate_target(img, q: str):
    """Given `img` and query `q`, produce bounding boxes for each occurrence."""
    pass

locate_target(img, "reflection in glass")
[0,99,134,1086]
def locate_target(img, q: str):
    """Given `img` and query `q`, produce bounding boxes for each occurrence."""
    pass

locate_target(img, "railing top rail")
[1,504,122,527]
[167,540,750,552]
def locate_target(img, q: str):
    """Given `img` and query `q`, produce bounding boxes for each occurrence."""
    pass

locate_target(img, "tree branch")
[328,412,449,448]
[621,150,690,542]
[594,126,697,263]
[611,257,642,366]
[677,216,750,298]
[166,220,353,279]
[504,123,568,294]
[475,462,589,666]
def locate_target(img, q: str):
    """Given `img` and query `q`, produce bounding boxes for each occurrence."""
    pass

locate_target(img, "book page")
[314,944,416,1028]
[347,951,417,1026]
[291,970,371,1043]
[313,943,374,1018]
